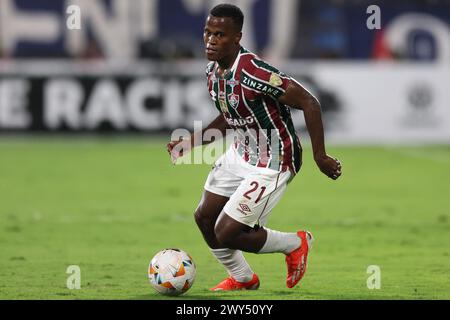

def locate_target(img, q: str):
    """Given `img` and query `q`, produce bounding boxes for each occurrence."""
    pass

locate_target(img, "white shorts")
[204,147,293,228]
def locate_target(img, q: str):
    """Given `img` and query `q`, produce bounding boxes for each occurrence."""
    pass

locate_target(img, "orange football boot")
[285,230,314,288]
[210,273,260,291]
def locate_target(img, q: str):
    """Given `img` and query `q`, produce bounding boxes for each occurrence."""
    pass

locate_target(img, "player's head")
[204,4,243,62]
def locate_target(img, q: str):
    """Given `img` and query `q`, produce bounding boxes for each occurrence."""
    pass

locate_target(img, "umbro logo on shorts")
[237,203,252,215]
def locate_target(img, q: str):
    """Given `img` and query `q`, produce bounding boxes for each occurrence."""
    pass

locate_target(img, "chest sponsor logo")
[225,116,255,127]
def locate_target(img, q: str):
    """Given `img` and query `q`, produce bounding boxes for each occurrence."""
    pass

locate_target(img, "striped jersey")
[206,47,302,174]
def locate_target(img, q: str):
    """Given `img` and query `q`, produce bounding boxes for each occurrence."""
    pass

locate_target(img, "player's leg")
[215,192,305,254]
[214,169,314,288]
[196,151,258,288]
[214,213,301,253]
[215,214,313,288]
[194,190,257,288]
[194,190,228,249]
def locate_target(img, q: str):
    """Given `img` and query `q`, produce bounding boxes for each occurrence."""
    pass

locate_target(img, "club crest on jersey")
[227,93,239,109]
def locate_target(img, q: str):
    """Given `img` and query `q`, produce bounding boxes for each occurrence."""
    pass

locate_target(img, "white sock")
[258,228,301,254]
[210,248,254,283]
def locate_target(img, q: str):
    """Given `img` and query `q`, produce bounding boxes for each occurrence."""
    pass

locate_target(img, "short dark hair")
[210,4,244,32]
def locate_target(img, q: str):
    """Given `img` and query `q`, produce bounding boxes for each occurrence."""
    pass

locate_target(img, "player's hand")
[166,138,193,164]
[315,155,342,180]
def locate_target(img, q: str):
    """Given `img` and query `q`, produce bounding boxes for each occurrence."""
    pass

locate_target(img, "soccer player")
[167,4,342,291]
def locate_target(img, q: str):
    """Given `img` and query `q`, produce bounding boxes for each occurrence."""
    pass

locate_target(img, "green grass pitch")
[0,138,449,300]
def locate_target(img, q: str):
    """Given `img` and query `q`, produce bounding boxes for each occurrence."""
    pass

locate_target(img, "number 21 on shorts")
[243,181,266,204]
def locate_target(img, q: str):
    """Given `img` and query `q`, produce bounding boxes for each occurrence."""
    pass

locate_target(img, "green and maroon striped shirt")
[206,47,302,174]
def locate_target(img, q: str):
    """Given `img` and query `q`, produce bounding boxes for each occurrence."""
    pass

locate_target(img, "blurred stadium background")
[0,0,449,299]
[0,0,449,140]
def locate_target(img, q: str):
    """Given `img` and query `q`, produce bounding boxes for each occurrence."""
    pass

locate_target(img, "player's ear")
[235,32,242,45]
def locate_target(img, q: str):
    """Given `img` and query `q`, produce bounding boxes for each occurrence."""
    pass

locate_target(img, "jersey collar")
[214,46,245,80]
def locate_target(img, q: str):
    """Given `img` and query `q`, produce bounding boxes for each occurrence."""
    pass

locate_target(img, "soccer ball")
[148,248,196,296]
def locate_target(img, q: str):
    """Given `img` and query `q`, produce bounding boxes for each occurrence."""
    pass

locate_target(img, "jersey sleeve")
[240,58,291,99]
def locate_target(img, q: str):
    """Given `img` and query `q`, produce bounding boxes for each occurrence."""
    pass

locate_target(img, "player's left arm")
[278,79,342,180]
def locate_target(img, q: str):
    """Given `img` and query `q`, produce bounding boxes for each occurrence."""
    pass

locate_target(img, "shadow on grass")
[131,289,309,300]
[129,293,223,300]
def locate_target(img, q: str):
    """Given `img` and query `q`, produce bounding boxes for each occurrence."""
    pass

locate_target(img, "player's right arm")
[166,114,229,164]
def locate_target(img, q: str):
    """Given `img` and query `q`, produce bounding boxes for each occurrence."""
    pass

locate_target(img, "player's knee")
[214,228,228,247]
[193,208,204,226]
[214,224,234,248]
[194,207,212,230]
